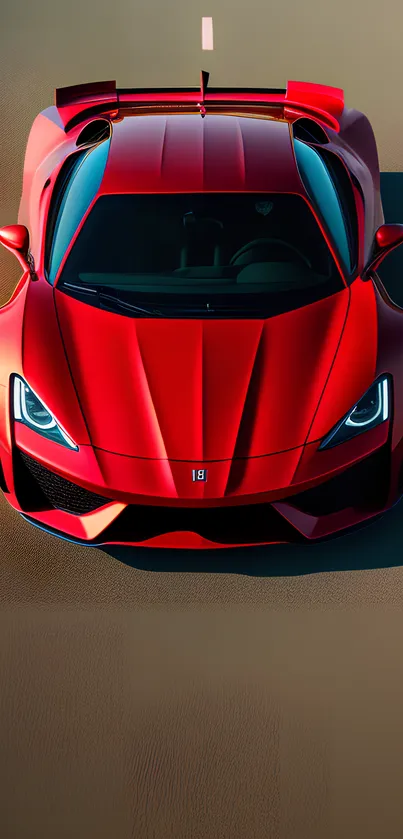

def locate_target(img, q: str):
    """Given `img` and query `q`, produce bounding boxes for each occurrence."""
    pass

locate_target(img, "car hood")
[54,288,350,460]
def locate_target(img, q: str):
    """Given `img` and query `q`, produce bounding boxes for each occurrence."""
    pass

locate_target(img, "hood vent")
[76,118,111,147]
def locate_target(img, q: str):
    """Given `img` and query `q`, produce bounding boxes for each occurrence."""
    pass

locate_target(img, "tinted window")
[294,139,354,275]
[44,151,87,275]
[47,140,110,285]
[55,192,345,319]
[319,148,359,272]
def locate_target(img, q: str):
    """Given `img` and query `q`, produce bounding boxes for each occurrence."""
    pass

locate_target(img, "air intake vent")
[18,450,112,515]
[288,447,390,517]
[76,119,111,147]
[292,117,329,145]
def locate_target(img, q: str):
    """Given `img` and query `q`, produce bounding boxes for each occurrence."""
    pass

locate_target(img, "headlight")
[319,376,390,450]
[13,376,78,450]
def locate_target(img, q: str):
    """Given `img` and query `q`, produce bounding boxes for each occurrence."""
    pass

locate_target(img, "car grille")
[16,450,112,515]
[14,444,390,542]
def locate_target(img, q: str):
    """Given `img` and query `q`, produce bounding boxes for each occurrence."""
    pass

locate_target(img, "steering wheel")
[230,237,312,269]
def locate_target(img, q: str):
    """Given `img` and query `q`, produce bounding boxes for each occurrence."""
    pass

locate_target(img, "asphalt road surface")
[2,2,403,838]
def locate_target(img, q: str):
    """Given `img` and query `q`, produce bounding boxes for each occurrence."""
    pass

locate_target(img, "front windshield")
[55,192,345,318]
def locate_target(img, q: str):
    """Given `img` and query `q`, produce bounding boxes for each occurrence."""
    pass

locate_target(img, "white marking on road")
[202,17,214,50]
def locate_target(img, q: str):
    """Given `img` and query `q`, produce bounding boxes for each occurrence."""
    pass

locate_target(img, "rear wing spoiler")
[54,72,345,133]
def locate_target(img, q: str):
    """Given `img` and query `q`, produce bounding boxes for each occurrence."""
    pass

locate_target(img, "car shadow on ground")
[100,497,403,577]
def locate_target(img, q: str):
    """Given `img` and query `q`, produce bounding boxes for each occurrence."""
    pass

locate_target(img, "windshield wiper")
[60,282,163,316]
[59,282,267,318]
[99,296,236,317]
[98,292,163,317]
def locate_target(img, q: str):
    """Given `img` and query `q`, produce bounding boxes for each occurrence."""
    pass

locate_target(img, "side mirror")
[0,224,36,278]
[363,223,403,278]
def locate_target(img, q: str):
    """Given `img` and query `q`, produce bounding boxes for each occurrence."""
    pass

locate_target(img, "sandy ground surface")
[2,2,403,837]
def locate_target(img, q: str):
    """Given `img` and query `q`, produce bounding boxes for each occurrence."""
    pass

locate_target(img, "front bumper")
[0,418,399,549]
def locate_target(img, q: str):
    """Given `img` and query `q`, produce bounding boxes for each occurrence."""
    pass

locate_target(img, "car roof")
[98,113,305,195]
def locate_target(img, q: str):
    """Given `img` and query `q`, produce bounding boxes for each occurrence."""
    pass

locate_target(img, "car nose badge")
[192,469,208,482]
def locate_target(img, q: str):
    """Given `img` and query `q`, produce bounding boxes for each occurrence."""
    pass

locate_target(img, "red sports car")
[1,71,403,550]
